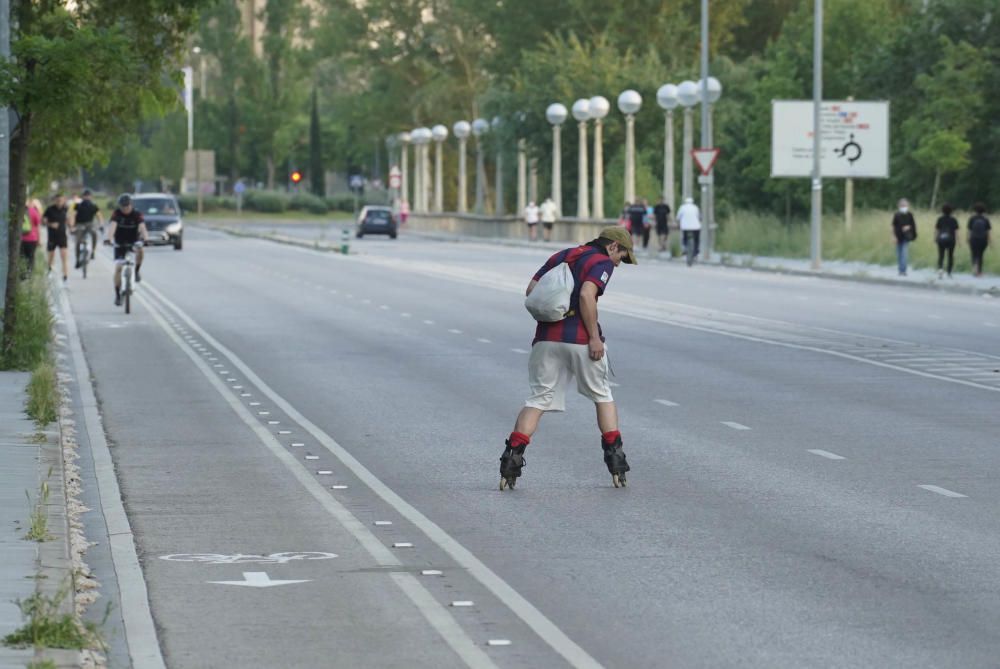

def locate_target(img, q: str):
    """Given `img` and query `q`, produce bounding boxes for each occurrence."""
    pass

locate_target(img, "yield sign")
[691,148,721,176]
[209,572,311,588]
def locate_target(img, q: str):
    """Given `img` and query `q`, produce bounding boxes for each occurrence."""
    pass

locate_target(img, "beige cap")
[598,226,637,265]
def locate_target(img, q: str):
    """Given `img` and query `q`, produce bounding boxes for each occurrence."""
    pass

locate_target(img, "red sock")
[601,430,621,445]
[508,431,531,448]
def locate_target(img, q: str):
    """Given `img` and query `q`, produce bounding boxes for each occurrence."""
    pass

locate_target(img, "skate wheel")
[612,474,621,488]
[499,478,507,491]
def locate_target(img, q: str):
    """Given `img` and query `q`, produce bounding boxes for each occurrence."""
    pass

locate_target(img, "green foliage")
[0,258,52,371]
[2,586,102,651]
[289,192,329,214]
[27,363,59,428]
[244,190,290,213]
[24,482,52,542]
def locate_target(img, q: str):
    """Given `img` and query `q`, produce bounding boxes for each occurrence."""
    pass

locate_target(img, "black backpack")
[969,215,990,240]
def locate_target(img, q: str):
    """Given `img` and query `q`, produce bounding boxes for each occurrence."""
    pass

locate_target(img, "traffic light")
[290,170,303,184]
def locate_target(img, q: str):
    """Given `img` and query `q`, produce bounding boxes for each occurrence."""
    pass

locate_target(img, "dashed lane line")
[807,449,845,460]
[653,399,678,407]
[140,281,604,669]
[918,485,968,498]
[721,421,751,431]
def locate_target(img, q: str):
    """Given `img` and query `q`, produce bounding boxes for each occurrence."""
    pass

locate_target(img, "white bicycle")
[116,242,143,314]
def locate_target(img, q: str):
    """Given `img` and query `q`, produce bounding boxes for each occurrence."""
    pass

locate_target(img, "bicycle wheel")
[82,258,87,279]
[125,288,131,314]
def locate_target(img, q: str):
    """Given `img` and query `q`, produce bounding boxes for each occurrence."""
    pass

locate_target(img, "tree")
[309,88,324,197]
[0,0,209,360]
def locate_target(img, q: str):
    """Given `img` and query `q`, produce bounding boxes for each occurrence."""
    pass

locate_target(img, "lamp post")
[412,127,431,213]
[545,103,567,214]
[385,134,399,204]
[432,125,448,213]
[472,118,489,214]
[572,99,591,219]
[698,76,722,260]
[811,0,823,269]
[677,80,699,201]
[399,131,411,210]
[617,90,642,204]
[453,121,470,212]
[492,116,504,215]
[589,96,609,219]
[656,84,678,214]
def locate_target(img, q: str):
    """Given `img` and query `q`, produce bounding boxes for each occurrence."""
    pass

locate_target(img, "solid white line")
[476,338,492,344]
[423,320,435,325]
[653,399,678,407]
[721,421,751,431]
[133,289,497,669]
[511,348,529,354]
[448,329,463,334]
[56,287,166,669]
[141,282,604,669]
[609,381,620,387]
[918,485,968,498]
[807,449,845,460]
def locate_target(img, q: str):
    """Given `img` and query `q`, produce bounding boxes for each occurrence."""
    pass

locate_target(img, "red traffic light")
[290,171,303,184]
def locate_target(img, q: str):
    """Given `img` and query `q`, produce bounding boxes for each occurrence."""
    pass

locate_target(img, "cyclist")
[676,197,702,262]
[72,189,104,269]
[105,194,149,306]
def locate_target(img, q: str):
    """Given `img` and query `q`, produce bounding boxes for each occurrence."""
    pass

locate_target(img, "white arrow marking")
[208,571,311,588]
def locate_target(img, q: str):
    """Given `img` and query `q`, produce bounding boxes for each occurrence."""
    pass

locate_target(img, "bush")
[325,195,355,212]
[244,190,289,213]
[177,194,197,213]
[26,362,58,426]
[289,192,329,214]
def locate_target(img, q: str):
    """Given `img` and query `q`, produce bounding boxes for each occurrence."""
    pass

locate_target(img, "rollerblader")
[500,226,637,490]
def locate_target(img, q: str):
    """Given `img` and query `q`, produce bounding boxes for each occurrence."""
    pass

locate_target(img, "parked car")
[356,206,397,239]
[132,193,183,250]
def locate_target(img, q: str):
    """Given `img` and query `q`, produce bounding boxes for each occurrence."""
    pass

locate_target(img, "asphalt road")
[63,225,1000,668]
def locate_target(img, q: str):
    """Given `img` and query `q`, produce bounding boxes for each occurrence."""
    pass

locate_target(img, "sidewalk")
[0,372,36,669]
[195,217,1000,296]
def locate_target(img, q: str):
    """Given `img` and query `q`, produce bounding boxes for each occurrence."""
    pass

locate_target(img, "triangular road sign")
[691,148,721,176]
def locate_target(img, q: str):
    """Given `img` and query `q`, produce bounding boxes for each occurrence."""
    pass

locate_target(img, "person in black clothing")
[72,189,104,268]
[44,194,70,282]
[891,198,917,276]
[105,194,149,305]
[627,199,647,250]
[967,202,992,277]
[934,203,959,278]
[653,198,671,255]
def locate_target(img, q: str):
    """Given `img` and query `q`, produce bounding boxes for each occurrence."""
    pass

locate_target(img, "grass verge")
[716,207,999,276]
[0,254,52,371]
[193,209,354,222]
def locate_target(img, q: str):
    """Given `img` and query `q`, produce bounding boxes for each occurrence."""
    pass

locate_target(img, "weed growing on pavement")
[26,660,57,669]
[0,255,52,371]
[24,480,51,542]
[2,585,102,651]
[717,207,1000,276]
[26,362,58,426]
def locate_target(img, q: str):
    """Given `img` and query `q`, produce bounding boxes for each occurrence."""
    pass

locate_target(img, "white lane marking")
[511,348,529,354]
[380,305,390,310]
[305,455,319,460]
[422,570,443,576]
[278,430,292,435]
[401,313,411,318]
[918,485,968,498]
[268,420,280,425]
[393,542,414,548]
[142,282,603,669]
[240,393,252,397]
[57,288,166,669]
[208,571,310,588]
[317,470,333,475]
[448,329,464,334]
[609,381,620,387]
[374,521,393,526]
[477,338,492,344]
[653,399,678,407]
[808,449,845,460]
[249,401,261,406]
[451,601,474,607]
[134,289,498,669]
[291,442,305,447]
[487,640,512,647]
[423,319,435,325]
[722,421,751,431]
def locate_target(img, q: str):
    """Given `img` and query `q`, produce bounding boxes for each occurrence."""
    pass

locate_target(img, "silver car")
[132,193,184,250]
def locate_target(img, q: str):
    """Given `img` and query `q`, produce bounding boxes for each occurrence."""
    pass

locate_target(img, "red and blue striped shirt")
[532,244,615,345]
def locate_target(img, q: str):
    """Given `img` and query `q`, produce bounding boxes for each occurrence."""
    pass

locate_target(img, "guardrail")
[407,212,620,244]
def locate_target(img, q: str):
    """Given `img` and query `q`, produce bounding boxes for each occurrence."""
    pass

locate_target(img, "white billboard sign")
[771,100,889,178]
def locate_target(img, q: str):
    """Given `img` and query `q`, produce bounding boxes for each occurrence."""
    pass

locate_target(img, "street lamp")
[677,80,699,201]
[572,98,591,219]
[398,131,411,210]
[617,89,642,204]
[698,76,722,260]
[432,125,448,213]
[472,118,489,214]
[656,84,679,214]
[414,127,433,213]
[492,116,504,215]
[589,96,610,219]
[385,134,399,203]
[545,103,568,215]
[515,111,528,216]
[453,121,471,213]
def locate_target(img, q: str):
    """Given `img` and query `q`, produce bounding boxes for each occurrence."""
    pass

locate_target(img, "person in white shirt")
[676,197,701,260]
[524,200,540,241]
[540,197,559,242]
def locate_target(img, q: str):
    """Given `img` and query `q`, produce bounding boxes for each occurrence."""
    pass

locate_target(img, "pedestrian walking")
[499,226,637,490]
[399,199,410,225]
[967,202,992,277]
[540,196,558,242]
[676,197,701,261]
[524,200,540,241]
[627,199,647,249]
[934,203,959,278]
[891,198,917,276]
[653,197,671,255]
[44,193,70,282]
[20,201,42,279]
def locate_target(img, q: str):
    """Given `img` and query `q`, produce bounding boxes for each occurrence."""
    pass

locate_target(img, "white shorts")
[525,341,614,411]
